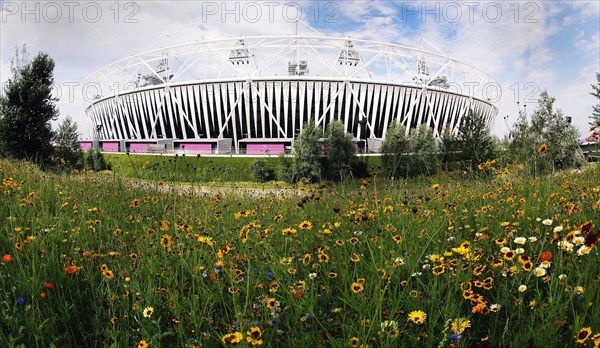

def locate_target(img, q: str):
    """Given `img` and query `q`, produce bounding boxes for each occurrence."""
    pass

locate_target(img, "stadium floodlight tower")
[84,21,498,155]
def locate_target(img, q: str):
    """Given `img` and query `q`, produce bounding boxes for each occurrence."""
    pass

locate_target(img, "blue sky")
[1,1,598,140]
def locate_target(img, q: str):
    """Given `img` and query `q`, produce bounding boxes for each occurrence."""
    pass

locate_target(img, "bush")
[278,154,295,183]
[84,149,109,171]
[252,159,275,183]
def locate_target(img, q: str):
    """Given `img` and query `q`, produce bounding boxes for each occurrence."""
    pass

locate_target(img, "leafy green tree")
[0,46,57,163]
[325,120,355,181]
[589,72,600,141]
[509,90,583,174]
[439,129,459,171]
[587,72,600,161]
[407,124,438,176]
[457,109,497,171]
[380,122,408,178]
[53,116,83,169]
[293,121,322,182]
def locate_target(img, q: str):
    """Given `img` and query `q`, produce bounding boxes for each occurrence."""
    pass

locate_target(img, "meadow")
[0,159,599,347]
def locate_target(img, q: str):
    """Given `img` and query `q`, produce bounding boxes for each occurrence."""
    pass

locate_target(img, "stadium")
[83,22,499,155]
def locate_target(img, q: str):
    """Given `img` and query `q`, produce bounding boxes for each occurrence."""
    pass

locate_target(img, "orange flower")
[537,143,547,153]
[472,302,487,313]
[539,251,553,262]
[2,254,13,263]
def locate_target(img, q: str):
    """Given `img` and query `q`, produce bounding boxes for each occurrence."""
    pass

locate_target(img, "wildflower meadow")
[1,159,599,347]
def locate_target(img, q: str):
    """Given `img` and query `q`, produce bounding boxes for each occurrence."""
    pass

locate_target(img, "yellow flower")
[102,270,114,279]
[160,234,174,250]
[197,235,215,246]
[142,306,154,318]
[266,298,279,309]
[348,336,360,347]
[137,339,149,348]
[158,220,169,231]
[576,327,592,344]
[537,143,547,153]
[246,327,263,345]
[298,220,312,230]
[351,282,364,293]
[281,227,297,236]
[407,310,427,324]
[221,332,243,345]
[450,318,471,333]
[392,235,403,244]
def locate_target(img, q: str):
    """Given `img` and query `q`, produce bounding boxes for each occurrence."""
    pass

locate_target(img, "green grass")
[1,159,599,347]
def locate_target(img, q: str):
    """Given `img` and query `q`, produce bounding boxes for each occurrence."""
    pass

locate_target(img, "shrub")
[252,159,275,183]
[278,154,295,183]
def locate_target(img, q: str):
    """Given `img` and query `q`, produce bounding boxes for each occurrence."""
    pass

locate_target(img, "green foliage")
[85,148,96,170]
[293,121,323,182]
[0,46,57,164]
[439,129,460,171]
[457,110,497,171]
[407,124,438,176]
[252,159,275,183]
[53,116,83,170]
[380,122,408,178]
[589,72,600,142]
[278,154,295,183]
[509,90,584,175]
[84,149,109,171]
[324,120,355,181]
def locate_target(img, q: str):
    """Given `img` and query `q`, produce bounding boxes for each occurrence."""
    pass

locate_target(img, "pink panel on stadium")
[80,142,92,150]
[180,143,212,154]
[129,143,152,153]
[246,143,284,155]
[102,142,119,152]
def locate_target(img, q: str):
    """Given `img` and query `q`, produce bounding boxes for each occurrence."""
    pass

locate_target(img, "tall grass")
[0,160,598,347]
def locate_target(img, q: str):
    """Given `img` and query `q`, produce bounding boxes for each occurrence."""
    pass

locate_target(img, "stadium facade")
[83,22,498,155]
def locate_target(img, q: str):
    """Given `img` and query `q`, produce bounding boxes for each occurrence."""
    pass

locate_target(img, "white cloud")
[0,0,598,139]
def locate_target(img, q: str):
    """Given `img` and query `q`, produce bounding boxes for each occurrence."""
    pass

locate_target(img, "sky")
[1,0,599,140]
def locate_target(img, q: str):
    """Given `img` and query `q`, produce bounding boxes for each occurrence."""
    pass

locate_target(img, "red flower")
[539,251,553,262]
[40,292,47,298]
[2,254,13,263]
[42,282,54,290]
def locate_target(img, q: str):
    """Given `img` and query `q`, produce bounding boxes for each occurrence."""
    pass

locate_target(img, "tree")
[293,121,322,182]
[439,128,459,171]
[407,124,438,176]
[457,109,497,171]
[325,120,355,181]
[380,122,408,178]
[589,72,600,141]
[53,116,83,169]
[509,90,583,174]
[0,46,58,164]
